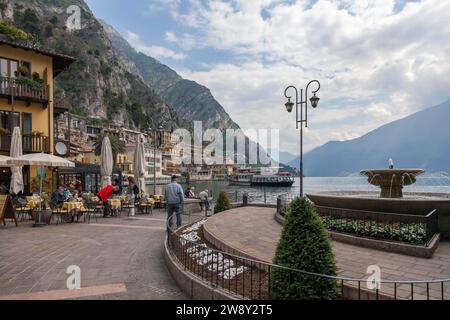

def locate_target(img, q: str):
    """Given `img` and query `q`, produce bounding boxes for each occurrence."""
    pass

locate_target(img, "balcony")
[0,133,50,153]
[0,76,50,107]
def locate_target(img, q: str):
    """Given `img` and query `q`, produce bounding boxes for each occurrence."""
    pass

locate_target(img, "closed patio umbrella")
[101,136,113,189]
[9,127,23,195]
[133,135,146,194]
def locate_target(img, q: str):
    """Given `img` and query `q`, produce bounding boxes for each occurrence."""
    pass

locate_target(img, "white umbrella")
[101,136,113,188]
[9,127,23,195]
[133,136,146,194]
[7,153,75,211]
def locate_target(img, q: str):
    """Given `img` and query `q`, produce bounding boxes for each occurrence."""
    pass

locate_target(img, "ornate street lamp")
[283,80,321,198]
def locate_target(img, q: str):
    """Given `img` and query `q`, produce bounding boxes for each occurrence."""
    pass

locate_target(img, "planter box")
[32,210,52,225]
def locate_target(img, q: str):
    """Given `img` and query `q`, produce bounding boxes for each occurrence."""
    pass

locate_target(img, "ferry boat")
[228,168,295,187]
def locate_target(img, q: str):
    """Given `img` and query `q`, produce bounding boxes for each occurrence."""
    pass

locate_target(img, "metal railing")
[166,211,450,300]
[317,206,438,246]
[276,194,439,247]
[0,76,50,102]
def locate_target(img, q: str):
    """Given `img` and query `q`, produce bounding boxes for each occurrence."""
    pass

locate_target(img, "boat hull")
[251,181,294,187]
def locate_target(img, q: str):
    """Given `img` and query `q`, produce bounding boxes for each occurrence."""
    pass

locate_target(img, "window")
[0,58,18,78]
[22,113,32,135]
[86,126,101,135]
[0,111,19,132]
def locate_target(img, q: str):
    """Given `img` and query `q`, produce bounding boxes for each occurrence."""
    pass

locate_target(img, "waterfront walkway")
[0,211,186,300]
[203,207,450,300]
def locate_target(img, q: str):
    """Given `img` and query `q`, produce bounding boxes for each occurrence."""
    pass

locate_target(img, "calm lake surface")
[145,175,450,205]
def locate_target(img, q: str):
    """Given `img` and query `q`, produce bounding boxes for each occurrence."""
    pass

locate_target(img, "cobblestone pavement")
[0,211,187,300]
[204,207,450,300]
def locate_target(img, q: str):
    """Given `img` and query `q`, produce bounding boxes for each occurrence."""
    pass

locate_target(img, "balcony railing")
[0,134,50,153]
[0,76,50,106]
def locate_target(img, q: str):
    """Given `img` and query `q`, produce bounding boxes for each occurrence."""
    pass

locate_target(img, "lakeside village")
[0,36,294,197]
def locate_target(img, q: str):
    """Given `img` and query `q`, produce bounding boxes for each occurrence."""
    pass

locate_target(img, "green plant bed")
[321,216,427,245]
[15,76,44,91]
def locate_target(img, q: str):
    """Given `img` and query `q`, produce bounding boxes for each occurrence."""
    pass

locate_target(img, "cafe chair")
[82,200,98,224]
[50,200,68,225]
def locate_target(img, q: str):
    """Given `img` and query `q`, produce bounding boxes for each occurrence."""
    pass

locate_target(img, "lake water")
[145,175,450,205]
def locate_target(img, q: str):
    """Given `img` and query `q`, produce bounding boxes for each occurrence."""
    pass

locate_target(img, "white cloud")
[126,31,187,60]
[151,0,450,154]
[165,31,178,43]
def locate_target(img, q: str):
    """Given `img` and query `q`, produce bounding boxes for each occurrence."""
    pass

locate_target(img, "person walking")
[199,189,210,213]
[164,175,184,229]
[97,184,120,218]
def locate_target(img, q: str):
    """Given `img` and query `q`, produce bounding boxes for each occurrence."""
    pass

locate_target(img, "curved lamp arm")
[305,80,321,127]
[284,85,299,128]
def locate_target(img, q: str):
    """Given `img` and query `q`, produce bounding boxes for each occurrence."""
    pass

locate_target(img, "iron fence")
[276,194,439,247]
[167,212,450,300]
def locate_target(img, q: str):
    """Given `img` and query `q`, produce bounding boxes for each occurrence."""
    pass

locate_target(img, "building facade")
[0,37,74,194]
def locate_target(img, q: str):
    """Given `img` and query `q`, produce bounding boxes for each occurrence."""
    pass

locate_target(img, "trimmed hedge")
[214,191,232,214]
[271,197,338,300]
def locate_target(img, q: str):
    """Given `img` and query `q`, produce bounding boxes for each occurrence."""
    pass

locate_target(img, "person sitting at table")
[51,186,66,205]
[97,184,120,218]
[62,186,71,201]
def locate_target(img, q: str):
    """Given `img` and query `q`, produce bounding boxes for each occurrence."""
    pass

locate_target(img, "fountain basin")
[307,191,450,239]
[360,169,425,198]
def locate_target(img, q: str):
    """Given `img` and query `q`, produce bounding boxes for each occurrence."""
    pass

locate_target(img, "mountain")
[1,0,185,131]
[288,100,450,176]
[101,20,240,131]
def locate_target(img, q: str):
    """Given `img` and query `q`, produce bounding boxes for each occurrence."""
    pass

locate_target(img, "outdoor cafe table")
[62,202,85,212]
[109,199,122,209]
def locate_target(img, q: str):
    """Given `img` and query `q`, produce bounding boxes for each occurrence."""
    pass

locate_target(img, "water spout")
[389,174,396,198]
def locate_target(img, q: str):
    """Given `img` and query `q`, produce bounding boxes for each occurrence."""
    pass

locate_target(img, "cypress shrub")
[270,197,337,300]
[214,191,232,214]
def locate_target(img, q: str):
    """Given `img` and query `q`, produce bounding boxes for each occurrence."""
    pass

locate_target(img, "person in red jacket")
[97,185,120,218]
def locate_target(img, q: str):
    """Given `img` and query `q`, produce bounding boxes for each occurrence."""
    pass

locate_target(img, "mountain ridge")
[1,0,186,131]
[288,99,450,176]
[100,20,241,131]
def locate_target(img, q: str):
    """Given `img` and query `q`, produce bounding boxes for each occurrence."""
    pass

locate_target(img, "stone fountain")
[360,161,425,198]
[306,159,450,238]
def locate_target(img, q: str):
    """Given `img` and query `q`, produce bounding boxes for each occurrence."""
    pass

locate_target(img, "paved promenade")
[204,207,450,299]
[0,211,186,300]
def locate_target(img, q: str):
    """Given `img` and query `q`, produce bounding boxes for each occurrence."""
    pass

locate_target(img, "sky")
[85,0,450,156]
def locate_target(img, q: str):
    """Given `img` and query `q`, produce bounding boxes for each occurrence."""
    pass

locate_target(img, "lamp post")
[284,80,321,198]
[149,125,163,195]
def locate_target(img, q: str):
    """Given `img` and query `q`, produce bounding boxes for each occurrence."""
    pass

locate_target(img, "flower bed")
[321,216,427,245]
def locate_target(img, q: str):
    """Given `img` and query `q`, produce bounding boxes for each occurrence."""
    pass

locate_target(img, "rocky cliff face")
[1,0,184,131]
[101,20,241,131]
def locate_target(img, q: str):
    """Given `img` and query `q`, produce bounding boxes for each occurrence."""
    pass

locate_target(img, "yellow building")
[0,37,75,194]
